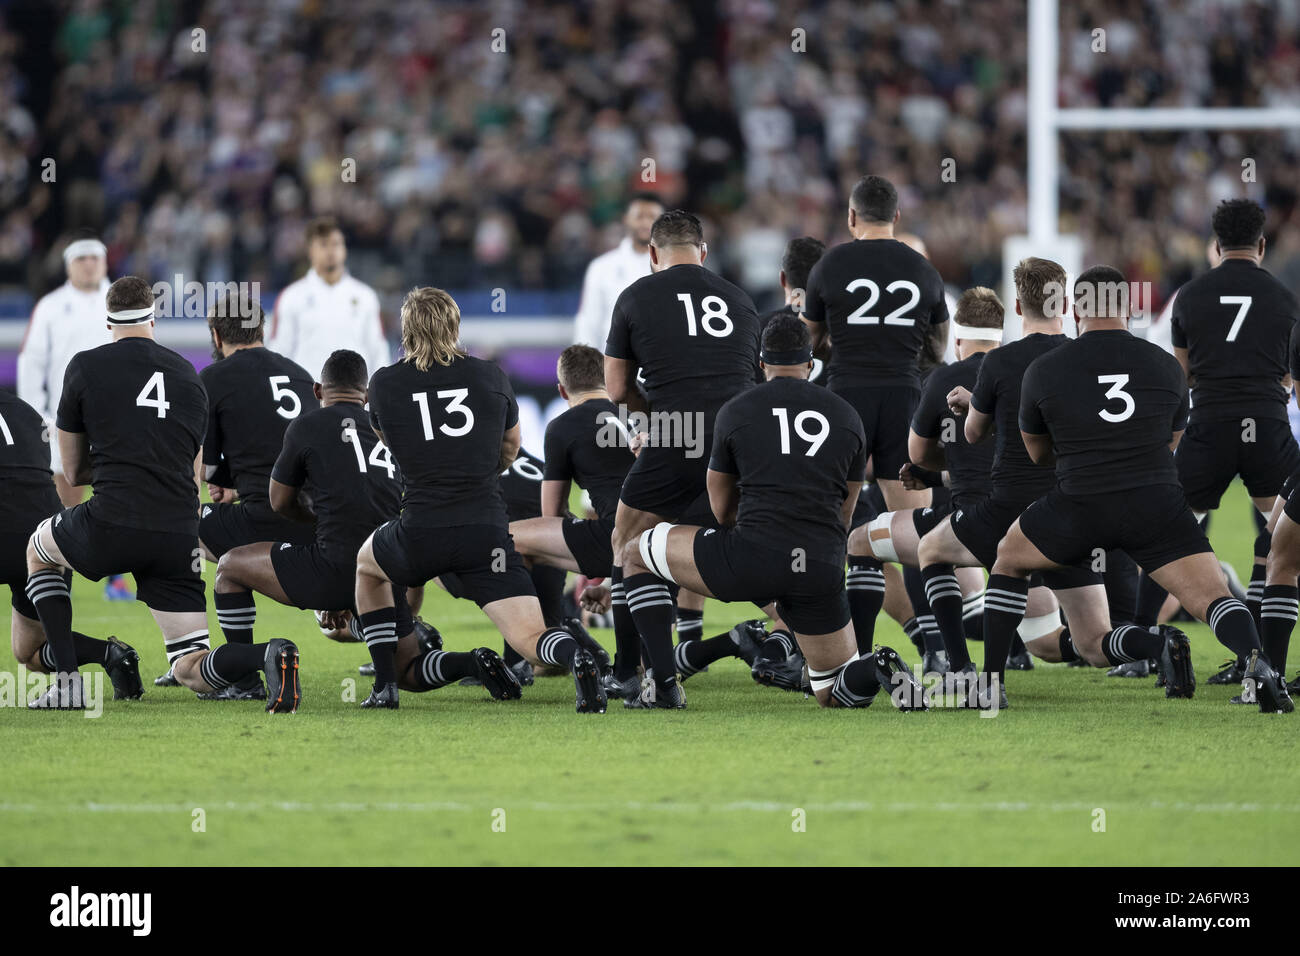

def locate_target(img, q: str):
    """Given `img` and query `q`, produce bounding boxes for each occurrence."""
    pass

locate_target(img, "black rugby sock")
[199,643,265,689]
[830,656,881,707]
[38,631,111,671]
[981,574,1029,680]
[531,564,566,628]
[1133,571,1168,628]
[1058,627,1080,664]
[358,607,399,687]
[1260,585,1299,676]
[675,606,704,643]
[921,563,969,668]
[409,649,477,690]
[1100,625,1164,666]
[609,568,641,681]
[902,566,942,653]
[26,569,76,674]
[214,591,256,644]
[535,627,579,670]
[1206,596,1263,661]
[624,572,677,689]
[846,556,886,654]
[675,632,741,676]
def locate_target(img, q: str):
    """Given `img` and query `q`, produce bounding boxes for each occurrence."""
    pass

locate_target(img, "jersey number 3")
[1097,374,1135,423]
[412,388,475,440]
[136,371,171,419]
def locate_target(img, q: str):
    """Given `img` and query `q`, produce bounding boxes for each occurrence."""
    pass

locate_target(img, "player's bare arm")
[268,478,315,525]
[58,429,91,486]
[706,468,738,526]
[1020,430,1054,466]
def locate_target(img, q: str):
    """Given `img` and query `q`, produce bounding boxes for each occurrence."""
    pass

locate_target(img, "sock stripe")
[199,651,232,690]
[31,535,56,565]
[1208,597,1247,631]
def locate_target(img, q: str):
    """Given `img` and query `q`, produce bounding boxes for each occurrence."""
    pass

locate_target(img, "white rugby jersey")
[573,236,653,350]
[268,269,389,381]
[16,278,111,421]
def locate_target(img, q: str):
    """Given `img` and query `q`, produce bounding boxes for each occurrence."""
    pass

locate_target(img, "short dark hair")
[781,237,826,294]
[321,349,369,390]
[106,276,153,314]
[954,287,1004,329]
[557,344,605,393]
[650,209,704,249]
[208,290,264,345]
[1212,199,1266,250]
[761,312,812,356]
[849,175,898,223]
[1074,264,1129,319]
[1012,257,1068,319]
[305,216,342,244]
[628,191,664,209]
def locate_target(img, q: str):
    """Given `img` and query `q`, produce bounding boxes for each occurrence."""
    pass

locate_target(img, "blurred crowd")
[2,0,1300,312]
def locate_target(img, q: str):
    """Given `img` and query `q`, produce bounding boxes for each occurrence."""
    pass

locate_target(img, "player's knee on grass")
[172,650,214,694]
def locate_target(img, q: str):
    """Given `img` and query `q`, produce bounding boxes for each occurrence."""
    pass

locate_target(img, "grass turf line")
[1,479,1298,865]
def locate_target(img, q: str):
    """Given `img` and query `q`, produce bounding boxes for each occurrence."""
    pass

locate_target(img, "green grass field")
[2,479,1298,866]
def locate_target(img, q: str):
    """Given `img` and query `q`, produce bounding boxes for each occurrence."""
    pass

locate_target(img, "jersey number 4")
[412,388,474,440]
[772,407,830,455]
[136,371,171,419]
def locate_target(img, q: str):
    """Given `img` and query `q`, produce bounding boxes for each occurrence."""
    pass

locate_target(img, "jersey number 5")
[136,371,171,419]
[1097,374,1135,423]
[412,388,475,440]
[772,407,830,455]
[269,375,302,420]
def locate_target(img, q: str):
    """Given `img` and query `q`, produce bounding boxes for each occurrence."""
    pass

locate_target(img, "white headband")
[951,322,1003,342]
[107,305,155,325]
[63,239,106,262]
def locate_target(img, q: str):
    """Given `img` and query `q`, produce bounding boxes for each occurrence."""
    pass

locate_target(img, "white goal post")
[1000,0,1300,340]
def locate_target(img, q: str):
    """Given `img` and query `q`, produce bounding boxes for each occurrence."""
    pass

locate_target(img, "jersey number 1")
[136,371,171,419]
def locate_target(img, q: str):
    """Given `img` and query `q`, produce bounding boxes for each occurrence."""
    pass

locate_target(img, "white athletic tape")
[867,512,899,563]
[1017,611,1061,641]
[107,305,155,325]
[950,322,1002,341]
[638,522,678,585]
[808,652,857,693]
[63,238,106,262]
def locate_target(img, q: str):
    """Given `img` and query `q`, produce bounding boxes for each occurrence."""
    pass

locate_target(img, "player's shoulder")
[276,272,312,303]
[697,266,757,308]
[0,386,41,422]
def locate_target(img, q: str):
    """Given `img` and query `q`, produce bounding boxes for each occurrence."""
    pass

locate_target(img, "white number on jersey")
[845,279,921,326]
[135,371,171,419]
[412,388,476,440]
[1220,295,1252,342]
[344,427,396,478]
[0,412,13,446]
[1097,374,1135,423]
[772,407,831,456]
[676,293,734,337]
[505,457,543,481]
[269,375,303,420]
